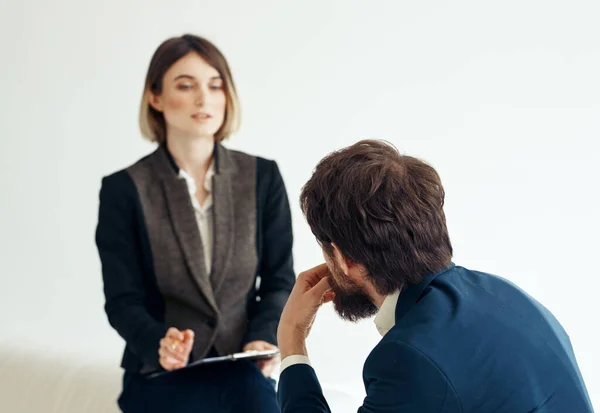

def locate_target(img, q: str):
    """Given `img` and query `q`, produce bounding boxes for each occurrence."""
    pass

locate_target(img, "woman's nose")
[194,89,205,106]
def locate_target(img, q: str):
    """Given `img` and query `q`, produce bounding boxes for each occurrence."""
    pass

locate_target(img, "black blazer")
[95,144,295,373]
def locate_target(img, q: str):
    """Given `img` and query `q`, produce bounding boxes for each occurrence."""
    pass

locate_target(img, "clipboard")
[144,349,280,379]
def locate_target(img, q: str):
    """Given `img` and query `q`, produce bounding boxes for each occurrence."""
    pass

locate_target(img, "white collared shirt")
[177,161,215,275]
[279,290,401,373]
[373,290,401,337]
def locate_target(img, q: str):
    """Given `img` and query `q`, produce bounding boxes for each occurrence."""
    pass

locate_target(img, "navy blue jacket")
[278,264,593,412]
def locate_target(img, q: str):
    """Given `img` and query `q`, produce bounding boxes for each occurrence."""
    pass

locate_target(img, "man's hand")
[243,340,280,377]
[277,263,335,359]
[158,327,194,371]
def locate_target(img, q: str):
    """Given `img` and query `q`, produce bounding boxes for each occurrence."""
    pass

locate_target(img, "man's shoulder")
[362,335,456,407]
[364,335,436,375]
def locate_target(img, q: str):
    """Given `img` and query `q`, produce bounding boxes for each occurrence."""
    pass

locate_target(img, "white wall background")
[1,0,598,410]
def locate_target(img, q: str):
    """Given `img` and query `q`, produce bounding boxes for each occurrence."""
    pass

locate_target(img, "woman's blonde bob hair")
[139,34,241,144]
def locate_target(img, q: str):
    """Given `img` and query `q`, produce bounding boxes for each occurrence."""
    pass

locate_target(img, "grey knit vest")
[127,145,258,370]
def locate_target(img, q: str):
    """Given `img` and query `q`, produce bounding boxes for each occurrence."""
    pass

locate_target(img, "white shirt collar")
[177,160,215,211]
[374,290,401,337]
[177,161,215,190]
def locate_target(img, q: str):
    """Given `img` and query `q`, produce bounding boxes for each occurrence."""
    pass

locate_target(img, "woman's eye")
[210,84,223,90]
[177,84,192,90]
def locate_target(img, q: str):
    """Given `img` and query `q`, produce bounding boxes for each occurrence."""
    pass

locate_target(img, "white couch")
[0,343,122,413]
[0,342,361,413]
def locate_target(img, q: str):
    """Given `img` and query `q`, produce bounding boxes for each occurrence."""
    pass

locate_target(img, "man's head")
[300,140,453,321]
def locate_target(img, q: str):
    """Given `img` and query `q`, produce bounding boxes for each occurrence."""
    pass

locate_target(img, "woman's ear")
[148,91,163,112]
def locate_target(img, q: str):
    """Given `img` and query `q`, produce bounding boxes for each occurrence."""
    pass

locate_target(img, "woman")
[95,34,294,413]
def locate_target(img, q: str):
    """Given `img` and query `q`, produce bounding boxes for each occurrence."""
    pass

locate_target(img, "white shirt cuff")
[280,355,311,373]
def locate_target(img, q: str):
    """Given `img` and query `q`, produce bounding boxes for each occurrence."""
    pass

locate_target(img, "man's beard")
[328,263,378,322]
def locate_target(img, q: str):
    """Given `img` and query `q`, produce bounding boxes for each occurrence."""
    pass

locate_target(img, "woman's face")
[150,52,226,140]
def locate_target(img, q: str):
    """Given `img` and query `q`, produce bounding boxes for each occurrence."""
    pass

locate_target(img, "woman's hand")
[158,327,194,371]
[243,340,280,377]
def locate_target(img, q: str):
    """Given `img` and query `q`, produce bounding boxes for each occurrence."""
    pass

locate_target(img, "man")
[277,140,593,412]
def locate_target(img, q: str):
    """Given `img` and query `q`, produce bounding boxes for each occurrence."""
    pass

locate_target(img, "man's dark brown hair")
[300,139,453,294]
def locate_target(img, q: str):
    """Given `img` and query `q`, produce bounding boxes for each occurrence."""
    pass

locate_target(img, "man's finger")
[309,276,332,300]
[322,290,336,304]
[299,263,330,288]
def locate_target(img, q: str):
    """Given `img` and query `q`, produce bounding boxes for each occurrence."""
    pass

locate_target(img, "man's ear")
[331,243,351,275]
[148,91,163,112]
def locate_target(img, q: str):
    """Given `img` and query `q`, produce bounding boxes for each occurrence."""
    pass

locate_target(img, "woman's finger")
[166,327,184,342]
[160,339,187,362]
[159,353,183,370]
[182,330,195,352]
